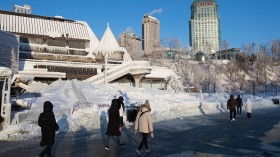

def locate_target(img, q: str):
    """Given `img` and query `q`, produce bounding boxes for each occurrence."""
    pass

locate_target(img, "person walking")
[104,99,125,150]
[245,98,252,118]
[135,100,154,156]
[227,95,238,122]
[37,101,59,157]
[236,95,243,115]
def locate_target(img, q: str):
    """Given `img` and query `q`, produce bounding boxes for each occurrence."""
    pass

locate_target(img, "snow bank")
[0,80,278,141]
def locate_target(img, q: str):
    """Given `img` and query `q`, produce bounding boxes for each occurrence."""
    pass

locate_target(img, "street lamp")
[252,81,255,96]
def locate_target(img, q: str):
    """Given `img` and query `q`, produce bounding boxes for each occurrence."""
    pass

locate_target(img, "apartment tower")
[142,15,160,56]
[189,0,220,54]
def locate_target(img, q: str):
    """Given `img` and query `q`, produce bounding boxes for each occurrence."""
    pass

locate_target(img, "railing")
[84,61,151,84]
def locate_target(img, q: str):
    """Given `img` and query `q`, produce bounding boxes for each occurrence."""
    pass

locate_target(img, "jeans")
[230,109,236,120]
[105,135,122,146]
[39,144,52,157]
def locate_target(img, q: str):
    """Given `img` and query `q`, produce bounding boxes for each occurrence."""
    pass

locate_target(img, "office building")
[119,32,141,53]
[142,15,160,55]
[189,0,220,54]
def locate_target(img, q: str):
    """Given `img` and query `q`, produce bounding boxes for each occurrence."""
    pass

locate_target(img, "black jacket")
[106,99,121,136]
[38,101,59,147]
[236,96,243,107]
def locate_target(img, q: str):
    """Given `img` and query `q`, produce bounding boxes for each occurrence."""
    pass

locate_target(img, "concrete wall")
[0,30,19,74]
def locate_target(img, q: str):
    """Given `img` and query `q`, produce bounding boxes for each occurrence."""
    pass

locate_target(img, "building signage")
[195,2,215,6]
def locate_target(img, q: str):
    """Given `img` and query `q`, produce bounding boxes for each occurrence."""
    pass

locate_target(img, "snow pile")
[0,67,12,77]
[0,80,278,141]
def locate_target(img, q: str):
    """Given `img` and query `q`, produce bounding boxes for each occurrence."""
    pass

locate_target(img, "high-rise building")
[14,5,32,14]
[142,15,160,55]
[189,0,220,54]
[119,32,141,53]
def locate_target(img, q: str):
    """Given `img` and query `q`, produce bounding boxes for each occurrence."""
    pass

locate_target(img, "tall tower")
[189,0,220,54]
[142,15,160,56]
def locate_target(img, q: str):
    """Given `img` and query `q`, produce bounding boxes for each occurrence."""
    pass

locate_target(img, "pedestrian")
[118,96,125,127]
[37,101,59,157]
[135,100,154,156]
[227,95,238,122]
[245,98,252,118]
[235,95,243,114]
[104,99,125,150]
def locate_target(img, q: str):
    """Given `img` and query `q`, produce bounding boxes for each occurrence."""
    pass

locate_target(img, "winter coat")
[236,96,243,107]
[106,99,121,136]
[135,103,153,133]
[245,99,252,113]
[38,101,59,147]
[227,95,238,110]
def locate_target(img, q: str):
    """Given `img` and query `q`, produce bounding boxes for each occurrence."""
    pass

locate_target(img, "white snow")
[0,79,278,141]
[0,67,12,77]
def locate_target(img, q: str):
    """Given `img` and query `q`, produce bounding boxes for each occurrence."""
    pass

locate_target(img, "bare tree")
[221,40,230,60]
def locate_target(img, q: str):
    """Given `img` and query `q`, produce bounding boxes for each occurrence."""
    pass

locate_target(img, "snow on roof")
[0,11,90,40]
[94,23,125,55]
[145,67,179,79]
[0,67,12,77]
[95,24,120,51]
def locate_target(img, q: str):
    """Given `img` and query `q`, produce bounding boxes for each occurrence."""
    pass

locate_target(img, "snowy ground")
[0,79,279,141]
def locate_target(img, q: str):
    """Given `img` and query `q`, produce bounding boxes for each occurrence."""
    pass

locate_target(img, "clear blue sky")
[0,0,280,48]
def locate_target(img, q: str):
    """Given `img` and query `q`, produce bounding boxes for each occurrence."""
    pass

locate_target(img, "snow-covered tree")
[166,75,184,92]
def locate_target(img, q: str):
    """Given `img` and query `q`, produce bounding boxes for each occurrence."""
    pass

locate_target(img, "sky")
[0,0,280,48]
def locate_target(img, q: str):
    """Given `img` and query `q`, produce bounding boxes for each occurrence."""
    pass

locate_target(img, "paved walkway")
[0,108,280,157]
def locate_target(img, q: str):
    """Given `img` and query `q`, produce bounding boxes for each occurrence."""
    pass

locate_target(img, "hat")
[44,101,53,112]
[140,100,151,112]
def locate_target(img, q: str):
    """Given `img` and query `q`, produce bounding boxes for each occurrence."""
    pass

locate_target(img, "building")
[119,32,141,53]
[189,0,221,55]
[214,48,240,60]
[142,15,160,56]
[13,5,32,14]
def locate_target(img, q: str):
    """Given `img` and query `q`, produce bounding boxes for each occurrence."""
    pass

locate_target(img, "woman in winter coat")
[245,98,252,118]
[104,99,125,150]
[135,100,154,156]
[38,101,59,157]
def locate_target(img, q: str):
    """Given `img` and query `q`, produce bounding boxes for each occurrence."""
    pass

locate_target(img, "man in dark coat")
[38,101,59,157]
[104,99,125,150]
[235,95,243,115]
[227,95,238,122]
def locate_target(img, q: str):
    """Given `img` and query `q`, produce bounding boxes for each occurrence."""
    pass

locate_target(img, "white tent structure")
[93,23,132,62]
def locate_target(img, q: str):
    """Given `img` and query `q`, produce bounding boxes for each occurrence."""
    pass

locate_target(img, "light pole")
[253,81,255,96]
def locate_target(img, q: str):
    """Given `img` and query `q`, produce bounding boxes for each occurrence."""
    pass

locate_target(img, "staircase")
[84,61,152,84]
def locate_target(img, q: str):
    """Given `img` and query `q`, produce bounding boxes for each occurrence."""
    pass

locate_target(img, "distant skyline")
[0,0,280,49]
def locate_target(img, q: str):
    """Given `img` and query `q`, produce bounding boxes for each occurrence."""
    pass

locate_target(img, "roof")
[94,23,124,55]
[145,67,179,79]
[0,10,91,40]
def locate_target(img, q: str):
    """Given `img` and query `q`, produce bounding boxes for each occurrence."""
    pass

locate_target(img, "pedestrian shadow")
[71,126,90,157]
[53,114,69,156]
[100,111,107,145]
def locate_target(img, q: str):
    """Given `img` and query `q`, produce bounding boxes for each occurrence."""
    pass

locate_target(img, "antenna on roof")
[107,22,110,28]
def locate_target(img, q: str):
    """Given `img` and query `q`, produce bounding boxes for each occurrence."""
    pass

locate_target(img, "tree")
[221,40,230,60]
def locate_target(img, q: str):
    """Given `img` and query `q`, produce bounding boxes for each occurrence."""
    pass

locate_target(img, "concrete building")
[189,0,221,55]
[13,5,32,14]
[142,15,160,56]
[119,32,141,53]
